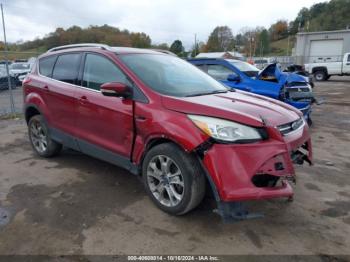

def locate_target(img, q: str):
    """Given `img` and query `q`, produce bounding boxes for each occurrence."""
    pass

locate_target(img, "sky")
[2,0,322,49]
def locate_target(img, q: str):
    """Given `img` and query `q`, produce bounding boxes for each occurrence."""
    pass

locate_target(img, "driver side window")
[207,64,236,81]
[82,54,130,91]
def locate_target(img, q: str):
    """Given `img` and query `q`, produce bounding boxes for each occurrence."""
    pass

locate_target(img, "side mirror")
[227,74,240,82]
[100,82,132,98]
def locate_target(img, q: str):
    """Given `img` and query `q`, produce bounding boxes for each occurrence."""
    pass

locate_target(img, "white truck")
[305,53,350,81]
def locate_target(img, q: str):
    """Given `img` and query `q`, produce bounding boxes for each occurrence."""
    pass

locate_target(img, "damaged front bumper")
[199,122,312,221]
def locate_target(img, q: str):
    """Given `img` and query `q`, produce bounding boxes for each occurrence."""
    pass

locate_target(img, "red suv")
[23,44,312,220]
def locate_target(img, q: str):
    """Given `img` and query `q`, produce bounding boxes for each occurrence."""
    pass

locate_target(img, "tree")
[130,32,151,48]
[152,43,169,50]
[191,41,205,57]
[256,29,270,56]
[269,20,288,41]
[169,40,184,55]
[206,26,235,52]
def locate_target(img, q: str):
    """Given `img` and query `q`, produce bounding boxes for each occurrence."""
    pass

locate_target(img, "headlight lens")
[188,115,262,142]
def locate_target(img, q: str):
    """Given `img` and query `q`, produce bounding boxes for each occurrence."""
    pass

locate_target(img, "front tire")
[28,115,62,157]
[142,143,205,215]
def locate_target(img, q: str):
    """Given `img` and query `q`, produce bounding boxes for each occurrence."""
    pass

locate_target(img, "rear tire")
[28,115,62,157]
[314,71,327,81]
[142,143,206,215]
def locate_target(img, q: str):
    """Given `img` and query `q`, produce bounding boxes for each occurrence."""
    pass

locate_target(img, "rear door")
[75,52,134,161]
[42,53,81,138]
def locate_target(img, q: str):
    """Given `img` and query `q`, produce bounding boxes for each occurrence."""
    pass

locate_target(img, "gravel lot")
[0,78,350,258]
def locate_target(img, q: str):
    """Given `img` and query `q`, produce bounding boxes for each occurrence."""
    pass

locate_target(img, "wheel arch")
[137,136,186,173]
[25,104,43,123]
[312,66,328,74]
[138,136,221,202]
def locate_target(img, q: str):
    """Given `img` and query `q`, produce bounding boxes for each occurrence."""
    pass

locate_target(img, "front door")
[206,64,251,91]
[75,53,134,163]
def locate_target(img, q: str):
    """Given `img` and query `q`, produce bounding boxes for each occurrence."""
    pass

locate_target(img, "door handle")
[43,85,49,91]
[79,96,88,104]
[135,115,147,121]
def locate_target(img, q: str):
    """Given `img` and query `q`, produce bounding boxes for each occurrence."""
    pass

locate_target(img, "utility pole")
[287,34,290,56]
[1,3,15,115]
[194,33,197,57]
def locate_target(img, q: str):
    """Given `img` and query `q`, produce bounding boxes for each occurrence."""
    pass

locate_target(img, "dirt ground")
[0,77,350,258]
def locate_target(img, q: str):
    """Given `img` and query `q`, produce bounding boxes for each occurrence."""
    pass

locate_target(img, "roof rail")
[47,43,112,53]
[150,49,177,56]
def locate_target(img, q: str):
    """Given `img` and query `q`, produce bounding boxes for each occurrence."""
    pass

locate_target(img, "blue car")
[188,58,314,125]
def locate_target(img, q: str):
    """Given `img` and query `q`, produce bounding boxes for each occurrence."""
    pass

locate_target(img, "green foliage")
[269,20,289,41]
[256,29,270,55]
[152,43,169,50]
[190,41,206,57]
[14,25,152,51]
[169,40,184,55]
[291,0,350,32]
[206,26,235,52]
[130,33,151,48]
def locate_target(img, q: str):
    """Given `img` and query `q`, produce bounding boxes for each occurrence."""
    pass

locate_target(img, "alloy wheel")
[30,120,48,153]
[146,155,185,207]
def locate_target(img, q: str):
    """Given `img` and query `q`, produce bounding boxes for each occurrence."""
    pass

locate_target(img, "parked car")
[304,52,350,81]
[10,62,31,85]
[0,60,12,66]
[252,57,271,70]
[188,58,315,125]
[24,44,312,221]
[0,67,17,91]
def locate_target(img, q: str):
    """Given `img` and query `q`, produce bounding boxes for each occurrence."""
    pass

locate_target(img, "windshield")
[119,54,228,97]
[228,60,259,72]
[10,63,30,70]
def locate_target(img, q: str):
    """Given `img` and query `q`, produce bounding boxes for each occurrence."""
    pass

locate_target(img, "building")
[294,29,350,65]
[196,51,244,60]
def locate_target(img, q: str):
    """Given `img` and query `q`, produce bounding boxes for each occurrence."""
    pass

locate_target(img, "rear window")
[39,56,57,77]
[52,53,81,84]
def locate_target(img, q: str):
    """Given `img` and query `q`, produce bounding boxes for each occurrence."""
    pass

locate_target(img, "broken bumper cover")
[202,123,312,202]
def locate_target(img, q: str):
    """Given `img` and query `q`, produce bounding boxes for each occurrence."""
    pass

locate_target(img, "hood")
[162,90,301,127]
[259,63,308,85]
[282,71,309,85]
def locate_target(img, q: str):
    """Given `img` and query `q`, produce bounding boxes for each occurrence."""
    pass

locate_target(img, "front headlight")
[188,115,263,143]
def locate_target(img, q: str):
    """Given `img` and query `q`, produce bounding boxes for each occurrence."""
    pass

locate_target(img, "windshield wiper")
[185,90,228,97]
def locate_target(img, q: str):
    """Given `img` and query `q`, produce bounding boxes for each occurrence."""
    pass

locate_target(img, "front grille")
[278,118,304,135]
[287,87,310,92]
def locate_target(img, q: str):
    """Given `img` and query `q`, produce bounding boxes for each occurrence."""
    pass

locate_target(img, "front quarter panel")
[132,101,209,164]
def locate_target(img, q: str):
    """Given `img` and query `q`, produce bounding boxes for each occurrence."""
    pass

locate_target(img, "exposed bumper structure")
[202,123,312,203]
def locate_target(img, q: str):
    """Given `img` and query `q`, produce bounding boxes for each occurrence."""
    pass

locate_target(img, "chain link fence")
[0,51,41,116]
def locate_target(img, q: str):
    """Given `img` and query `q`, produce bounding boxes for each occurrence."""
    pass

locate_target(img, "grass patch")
[0,113,23,120]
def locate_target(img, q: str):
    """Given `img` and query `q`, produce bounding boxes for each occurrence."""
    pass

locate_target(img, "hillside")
[268,37,296,56]
[290,0,350,34]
